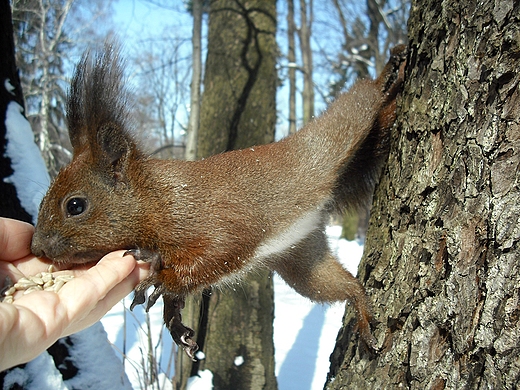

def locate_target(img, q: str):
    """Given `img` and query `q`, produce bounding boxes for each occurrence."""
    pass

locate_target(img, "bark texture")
[203,274,277,390]
[327,0,520,388]
[197,0,277,156]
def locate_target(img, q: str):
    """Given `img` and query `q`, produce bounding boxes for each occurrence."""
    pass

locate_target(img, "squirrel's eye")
[66,197,87,216]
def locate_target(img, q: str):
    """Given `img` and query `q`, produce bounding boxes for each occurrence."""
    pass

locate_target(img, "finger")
[58,251,138,321]
[63,262,149,335]
[0,218,35,261]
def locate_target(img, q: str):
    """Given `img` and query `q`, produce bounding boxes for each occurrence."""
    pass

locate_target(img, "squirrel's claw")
[124,248,163,271]
[178,327,199,361]
[130,289,147,310]
[130,280,166,311]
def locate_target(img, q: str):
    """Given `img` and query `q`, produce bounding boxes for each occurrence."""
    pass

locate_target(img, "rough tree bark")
[175,1,278,389]
[327,0,520,388]
[196,0,277,155]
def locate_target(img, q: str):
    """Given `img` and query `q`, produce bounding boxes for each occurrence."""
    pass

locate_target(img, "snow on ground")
[100,225,364,390]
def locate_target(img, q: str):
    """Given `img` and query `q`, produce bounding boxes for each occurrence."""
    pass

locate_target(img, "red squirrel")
[31,42,406,359]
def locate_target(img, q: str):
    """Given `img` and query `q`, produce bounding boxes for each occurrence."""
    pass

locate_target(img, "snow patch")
[2,353,66,390]
[187,370,213,389]
[4,101,50,222]
[234,356,244,366]
[64,323,133,389]
[4,79,16,95]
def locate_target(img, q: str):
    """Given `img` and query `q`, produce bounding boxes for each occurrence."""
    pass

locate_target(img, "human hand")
[0,217,149,371]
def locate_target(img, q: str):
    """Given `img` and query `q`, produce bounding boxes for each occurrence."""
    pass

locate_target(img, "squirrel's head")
[31,42,145,264]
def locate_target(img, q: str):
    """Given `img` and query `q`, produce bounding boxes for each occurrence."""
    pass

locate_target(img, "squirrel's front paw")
[124,248,163,269]
[124,248,158,263]
[130,279,167,311]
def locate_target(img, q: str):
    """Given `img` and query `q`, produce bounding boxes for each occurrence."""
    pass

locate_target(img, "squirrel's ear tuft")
[66,40,135,154]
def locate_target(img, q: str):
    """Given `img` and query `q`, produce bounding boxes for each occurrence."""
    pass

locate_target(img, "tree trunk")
[196,0,277,156]
[185,0,203,161]
[176,1,278,389]
[327,0,520,388]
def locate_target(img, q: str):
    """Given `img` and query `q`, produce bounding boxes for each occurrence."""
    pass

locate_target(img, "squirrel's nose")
[31,246,46,259]
[31,233,47,258]
[31,230,63,260]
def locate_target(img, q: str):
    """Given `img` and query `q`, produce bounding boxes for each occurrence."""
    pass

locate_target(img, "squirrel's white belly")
[254,202,327,260]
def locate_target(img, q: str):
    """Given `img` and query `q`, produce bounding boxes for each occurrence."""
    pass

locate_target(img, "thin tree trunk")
[34,0,74,178]
[287,0,297,135]
[327,0,520,388]
[297,0,314,125]
[366,0,384,74]
[185,0,202,161]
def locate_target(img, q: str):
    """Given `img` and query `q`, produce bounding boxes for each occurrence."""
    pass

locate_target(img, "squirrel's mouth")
[37,248,109,266]
[60,249,110,265]
[31,229,127,265]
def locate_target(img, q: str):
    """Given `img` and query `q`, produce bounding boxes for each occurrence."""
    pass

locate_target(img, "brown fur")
[31,42,407,356]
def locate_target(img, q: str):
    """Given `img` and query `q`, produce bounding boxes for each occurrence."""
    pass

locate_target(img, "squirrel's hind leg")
[271,230,377,350]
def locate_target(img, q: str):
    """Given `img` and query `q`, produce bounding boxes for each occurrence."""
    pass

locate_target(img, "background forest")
[3,0,520,389]
[10,0,409,176]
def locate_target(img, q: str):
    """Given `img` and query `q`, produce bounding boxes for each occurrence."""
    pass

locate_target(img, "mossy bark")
[327,0,520,388]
